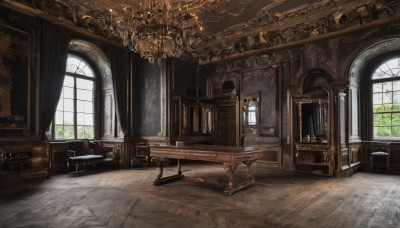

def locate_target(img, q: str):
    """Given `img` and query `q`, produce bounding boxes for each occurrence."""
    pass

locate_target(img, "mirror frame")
[241,91,261,136]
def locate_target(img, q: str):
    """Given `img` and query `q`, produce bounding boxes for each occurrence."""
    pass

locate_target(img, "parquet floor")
[0,162,399,228]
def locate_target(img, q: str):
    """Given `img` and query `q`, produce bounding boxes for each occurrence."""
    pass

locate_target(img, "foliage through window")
[54,54,95,140]
[371,57,400,140]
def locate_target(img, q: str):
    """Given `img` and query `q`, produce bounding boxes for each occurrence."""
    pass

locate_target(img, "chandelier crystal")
[109,0,203,64]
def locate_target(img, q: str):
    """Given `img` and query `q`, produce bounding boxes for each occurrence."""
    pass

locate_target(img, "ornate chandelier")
[109,0,203,64]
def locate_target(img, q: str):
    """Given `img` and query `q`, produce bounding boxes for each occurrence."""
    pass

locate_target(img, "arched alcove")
[299,68,333,96]
[68,39,120,140]
[349,38,400,86]
[68,39,112,89]
[347,38,400,141]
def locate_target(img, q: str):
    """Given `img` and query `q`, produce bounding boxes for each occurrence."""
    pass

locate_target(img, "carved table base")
[150,145,263,196]
[152,157,258,196]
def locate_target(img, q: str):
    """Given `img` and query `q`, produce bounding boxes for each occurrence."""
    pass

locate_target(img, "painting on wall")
[0,23,30,129]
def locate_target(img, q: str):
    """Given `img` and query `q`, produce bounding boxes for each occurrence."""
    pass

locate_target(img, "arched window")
[371,57,400,140]
[54,54,96,139]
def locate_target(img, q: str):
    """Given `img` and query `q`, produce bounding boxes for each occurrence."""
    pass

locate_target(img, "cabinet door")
[215,104,237,146]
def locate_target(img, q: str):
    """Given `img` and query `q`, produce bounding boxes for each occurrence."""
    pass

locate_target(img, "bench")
[66,140,104,172]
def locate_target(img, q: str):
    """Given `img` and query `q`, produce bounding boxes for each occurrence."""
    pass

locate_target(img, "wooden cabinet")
[0,141,49,180]
[295,143,333,176]
[171,96,214,144]
[293,87,336,176]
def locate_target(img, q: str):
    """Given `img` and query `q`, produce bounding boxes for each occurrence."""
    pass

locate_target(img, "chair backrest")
[370,142,390,155]
[66,139,91,156]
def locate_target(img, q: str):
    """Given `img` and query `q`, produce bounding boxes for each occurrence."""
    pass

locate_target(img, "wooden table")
[150,144,263,196]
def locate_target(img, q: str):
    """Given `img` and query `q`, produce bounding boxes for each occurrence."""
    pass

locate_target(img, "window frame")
[370,57,400,141]
[52,53,98,140]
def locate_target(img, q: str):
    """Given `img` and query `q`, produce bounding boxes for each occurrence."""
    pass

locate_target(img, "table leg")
[243,160,256,181]
[177,158,182,175]
[153,157,164,181]
[152,157,184,186]
[222,160,257,196]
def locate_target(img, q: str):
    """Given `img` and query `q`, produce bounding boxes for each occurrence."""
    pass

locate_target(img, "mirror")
[300,100,328,143]
[241,92,260,135]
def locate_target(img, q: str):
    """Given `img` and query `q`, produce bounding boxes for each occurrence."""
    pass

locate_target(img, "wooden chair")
[130,145,149,169]
[370,142,391,173]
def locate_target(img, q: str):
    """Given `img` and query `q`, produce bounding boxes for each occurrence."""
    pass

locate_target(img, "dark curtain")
[39,21,71,140]
[107,46,131,163]
[301,103,318,139]
[302,103,328,140]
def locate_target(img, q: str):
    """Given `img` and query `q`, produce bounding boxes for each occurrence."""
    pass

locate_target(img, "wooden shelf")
[295,162,329,167]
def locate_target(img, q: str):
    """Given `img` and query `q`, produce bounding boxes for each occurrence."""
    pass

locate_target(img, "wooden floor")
[0,162,399,228]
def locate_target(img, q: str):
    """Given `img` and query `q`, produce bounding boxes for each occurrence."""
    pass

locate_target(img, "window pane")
[383,92,392,104]
[77,113,85,125]
[85,101,93,113]
[393,104,400,111]
[394,92,400,103]
[64,112,74,125]
[373,83,382,93]
[383,82,392,92]
[77,78,94,90]
[85,113,93,126]
[373,93,382,105]
[77,89,93,101]
[382,113,392,125]
[64,98,74,112]
[77,100,85,113]
[66,56,82,74]
[55,111,63,124]
[393,113,400,125]
[373,104,383,112]
[77,126,85,139]
[85,126,94,139]
[373,114,383,126]
[394,80,400,91]
[82,66,94,77]
[77,126,94,139]
[63,126,75,139]
[393,126,400,137]
[373,70,385,79]
[55,125,64,139]
[64,76,74,87]
[76,64,94,77]
[374,126,391,137]
[64,87,74,99]
[372,58,400,80]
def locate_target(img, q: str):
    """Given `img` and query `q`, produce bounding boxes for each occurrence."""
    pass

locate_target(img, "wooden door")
[215,102,238,146]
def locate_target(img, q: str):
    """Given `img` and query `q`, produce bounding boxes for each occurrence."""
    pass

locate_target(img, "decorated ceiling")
[3,0,400,64]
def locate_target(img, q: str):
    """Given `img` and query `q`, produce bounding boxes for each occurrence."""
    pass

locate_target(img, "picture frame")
[0,23,31,130]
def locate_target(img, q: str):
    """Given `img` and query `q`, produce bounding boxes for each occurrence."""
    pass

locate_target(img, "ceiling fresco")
[3,0,400,64]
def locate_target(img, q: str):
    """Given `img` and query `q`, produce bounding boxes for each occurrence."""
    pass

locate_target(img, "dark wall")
[171,58,197,97]
[198,19,400,167]
[132,58,165,137]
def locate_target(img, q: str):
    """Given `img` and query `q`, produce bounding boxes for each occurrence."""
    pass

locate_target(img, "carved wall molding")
[3,0,399,65]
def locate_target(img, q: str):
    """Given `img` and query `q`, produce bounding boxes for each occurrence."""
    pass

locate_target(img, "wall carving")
[4,0,399,64]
